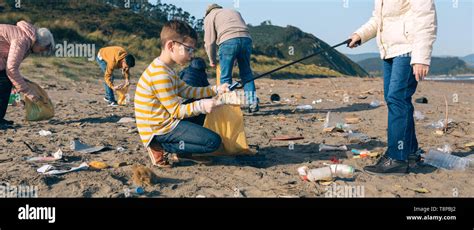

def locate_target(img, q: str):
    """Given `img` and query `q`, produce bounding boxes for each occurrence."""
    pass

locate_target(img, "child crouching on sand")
[134,20,229,167]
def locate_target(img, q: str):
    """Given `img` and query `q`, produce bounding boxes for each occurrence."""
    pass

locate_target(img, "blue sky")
[150,0,474,57]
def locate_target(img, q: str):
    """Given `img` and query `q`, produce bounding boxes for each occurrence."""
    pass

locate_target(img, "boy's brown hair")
[160,20,198,48]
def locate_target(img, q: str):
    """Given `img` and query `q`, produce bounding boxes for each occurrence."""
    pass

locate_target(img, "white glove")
[198,99,217,114]
[216,83,230,95]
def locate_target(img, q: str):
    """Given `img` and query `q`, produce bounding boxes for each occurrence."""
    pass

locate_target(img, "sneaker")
[0,119,14,129]
[364,155,409,176]
[408,149,423,169]
[103,97,112,103]
[146,145,172,168]
[107,102,119,107]
[0,119,14,126]
[247,97,260,113]
[248,103,260,113]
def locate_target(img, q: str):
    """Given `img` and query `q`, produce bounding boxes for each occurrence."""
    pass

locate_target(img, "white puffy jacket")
[354,0,437,65]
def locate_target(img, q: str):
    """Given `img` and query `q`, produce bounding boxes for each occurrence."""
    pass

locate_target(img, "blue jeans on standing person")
[151,120,221,155]
[96,56,116,103]
[218,37,257,105]
[383,53,418,161]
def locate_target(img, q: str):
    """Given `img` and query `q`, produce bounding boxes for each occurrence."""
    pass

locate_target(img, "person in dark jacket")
[179,57,211,126]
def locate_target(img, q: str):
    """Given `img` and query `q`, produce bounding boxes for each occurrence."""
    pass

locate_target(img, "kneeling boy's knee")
[207,133,222,152]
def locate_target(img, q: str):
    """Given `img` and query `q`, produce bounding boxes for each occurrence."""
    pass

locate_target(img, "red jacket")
[0,21,37,94]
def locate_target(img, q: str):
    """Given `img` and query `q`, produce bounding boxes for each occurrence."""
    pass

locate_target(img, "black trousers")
[0,70,13,120]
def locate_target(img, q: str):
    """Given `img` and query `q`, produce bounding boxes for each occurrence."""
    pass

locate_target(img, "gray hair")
[35,28,55,55]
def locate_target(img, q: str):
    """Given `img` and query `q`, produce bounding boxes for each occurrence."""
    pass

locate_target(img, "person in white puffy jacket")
[348,0,437,175]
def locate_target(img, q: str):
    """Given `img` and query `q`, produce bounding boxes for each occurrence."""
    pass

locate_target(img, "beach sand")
[1,71,473,197]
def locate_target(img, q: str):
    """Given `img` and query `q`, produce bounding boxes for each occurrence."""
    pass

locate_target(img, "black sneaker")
[248,103,260,113]
[364,155,409,176]
[247,97,260,113]
[408,149,423,169]
[0,119,14,126]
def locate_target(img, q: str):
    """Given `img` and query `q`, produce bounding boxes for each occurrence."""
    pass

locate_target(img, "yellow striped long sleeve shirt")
[134,58,217,147]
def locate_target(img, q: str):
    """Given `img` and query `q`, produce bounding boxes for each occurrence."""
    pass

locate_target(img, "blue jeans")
[383,54,418,161]
[218,37,257,105]
[96,56,116,103]
[151,120,221,155]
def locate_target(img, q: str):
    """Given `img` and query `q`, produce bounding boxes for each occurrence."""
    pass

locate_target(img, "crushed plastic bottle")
[422,149,470,171]
[123,186,144,197]
[369,100,381,108]
[413,111,425,121]
[298,164,354,182]
[346,131,370,143]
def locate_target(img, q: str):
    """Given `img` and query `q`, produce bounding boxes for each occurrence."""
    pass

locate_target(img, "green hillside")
[0,0,368,78]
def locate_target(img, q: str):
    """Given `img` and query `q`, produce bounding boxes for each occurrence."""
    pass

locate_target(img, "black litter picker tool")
[229,38,360,91]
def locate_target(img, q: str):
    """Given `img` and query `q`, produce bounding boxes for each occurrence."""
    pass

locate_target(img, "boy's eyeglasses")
[173,41,195,55]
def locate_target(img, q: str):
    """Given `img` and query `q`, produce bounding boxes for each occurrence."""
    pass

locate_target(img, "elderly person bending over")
[0,20,54,127]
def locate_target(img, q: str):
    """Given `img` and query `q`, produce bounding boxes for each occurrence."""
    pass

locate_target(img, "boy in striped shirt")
[135,20,229,167]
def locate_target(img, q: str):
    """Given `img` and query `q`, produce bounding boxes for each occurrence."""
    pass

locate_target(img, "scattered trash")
[37,162,88,175]
[351,149,381,158]
[437,144,452,154]
[415,97,428,104]
[70,139,106,154]
[434,130,444,136]
[270,136,304,141]
[323,112,349,132]
[88,161,109,170]
[330,156,340,164]
[27,149,63,162]
[351,149,370,158]
[465,142,474,147]
[196,195,206,198]
[38,130,52,136]
[344,114,360,124]
[357,95,368,99]
[319,143,347,152]
[132,165,158,187]
[413,111,425,121]
[298,164,354,182]
[116,146,125,152]
[277,195,301,198]
[408,187,430,193]
[233,188,246,198]
[427,119,453,129]
[270,94,281,102]
[422,149,470,171]
[346,132,371,143]
[291,94,305,99]
[312,99,322,104]
[117,117,135,123]
[123,186,145,197]
[295,105,313,110]
[369,100,381,108]
[23,141,38,153]
[113,162,128,168]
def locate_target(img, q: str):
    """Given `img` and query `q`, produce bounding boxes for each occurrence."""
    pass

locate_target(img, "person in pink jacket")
[348,0,437,175]
[0,20,54,127]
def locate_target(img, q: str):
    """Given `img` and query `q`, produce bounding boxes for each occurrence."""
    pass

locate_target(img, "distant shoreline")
[425,75,474,83]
